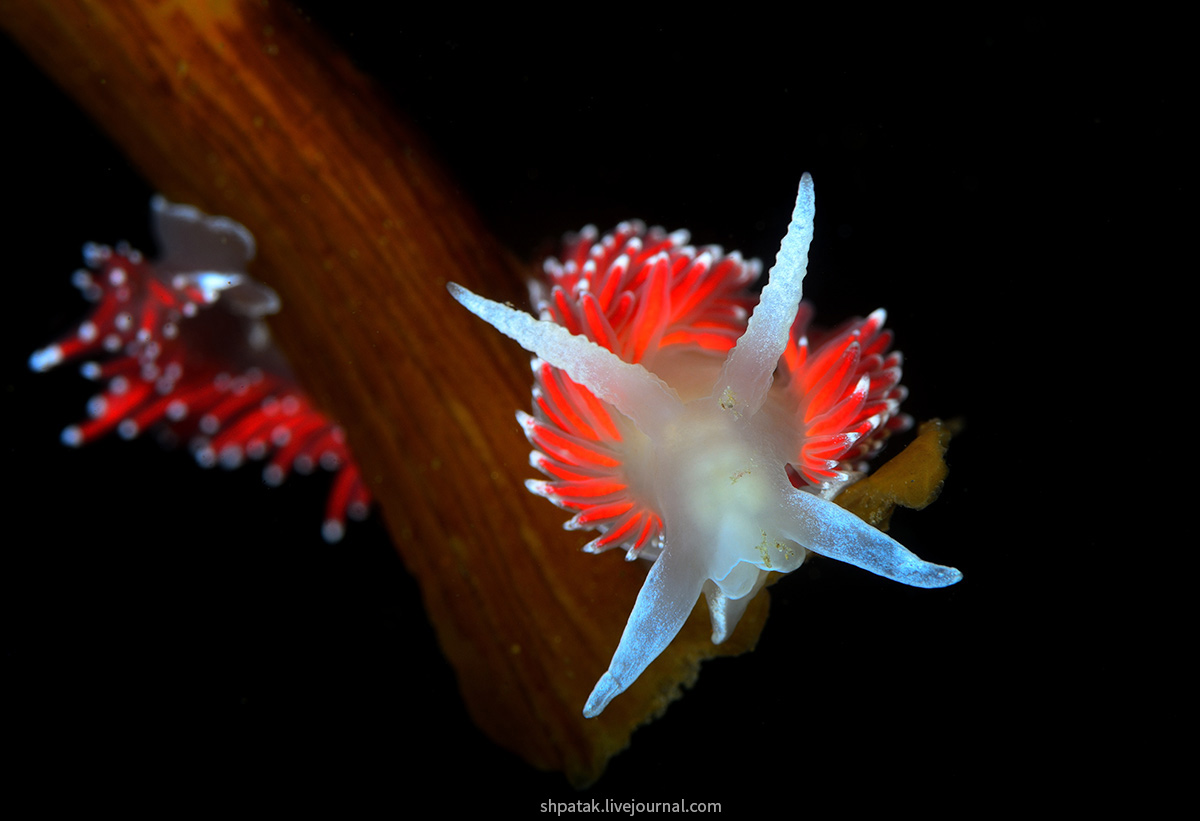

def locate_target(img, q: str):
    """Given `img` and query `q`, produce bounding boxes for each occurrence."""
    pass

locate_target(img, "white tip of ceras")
[86,395,108,419]
[322,519,345,544]
[524,478,554,499]
[81,242,108,269]
[193,443,217,468]
[60,425,84,448]
[218,445,245,470]
[262,463,286,487]
[28,345,63,373]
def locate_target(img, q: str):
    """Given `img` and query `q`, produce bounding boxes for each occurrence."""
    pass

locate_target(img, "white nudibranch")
[448,174,961,717]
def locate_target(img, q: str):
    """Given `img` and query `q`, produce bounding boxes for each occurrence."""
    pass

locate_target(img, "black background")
[3,7,1179,812]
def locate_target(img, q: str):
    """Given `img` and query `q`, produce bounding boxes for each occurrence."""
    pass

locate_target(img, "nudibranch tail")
[30,197,370,542]
[449,173,961,718]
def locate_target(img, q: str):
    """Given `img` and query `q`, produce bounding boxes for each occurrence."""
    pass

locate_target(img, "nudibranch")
[29,197,370,543]
[449,174,961,718]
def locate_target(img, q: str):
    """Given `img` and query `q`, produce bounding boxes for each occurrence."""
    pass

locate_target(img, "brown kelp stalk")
[1,0,770,785]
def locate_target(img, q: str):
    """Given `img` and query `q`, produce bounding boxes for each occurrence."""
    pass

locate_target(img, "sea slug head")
[449,173,960,717]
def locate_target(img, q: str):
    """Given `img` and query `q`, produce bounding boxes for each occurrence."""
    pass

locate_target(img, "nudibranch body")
[450,174,961,717]
[30,197,369,542]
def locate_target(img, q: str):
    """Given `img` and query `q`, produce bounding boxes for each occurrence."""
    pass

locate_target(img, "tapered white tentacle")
[448,283,681,436]
[583,537,707,718]
[781,488,961,588]
[713,173,815,419]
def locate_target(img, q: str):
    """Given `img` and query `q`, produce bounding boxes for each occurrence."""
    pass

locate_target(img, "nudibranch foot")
[449,173,961,717]
[31,197,370,542]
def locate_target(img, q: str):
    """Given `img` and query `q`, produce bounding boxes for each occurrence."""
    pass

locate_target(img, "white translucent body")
[449,174,961,717]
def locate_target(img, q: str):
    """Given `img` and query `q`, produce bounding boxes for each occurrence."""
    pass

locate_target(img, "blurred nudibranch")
[450,174,961,717]
[29,197,370,543]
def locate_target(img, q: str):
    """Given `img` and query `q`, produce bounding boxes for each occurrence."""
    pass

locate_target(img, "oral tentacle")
[448,282,682,436]
[713,173,815,420]
[781,487,961,588]
[583,535,707,718]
